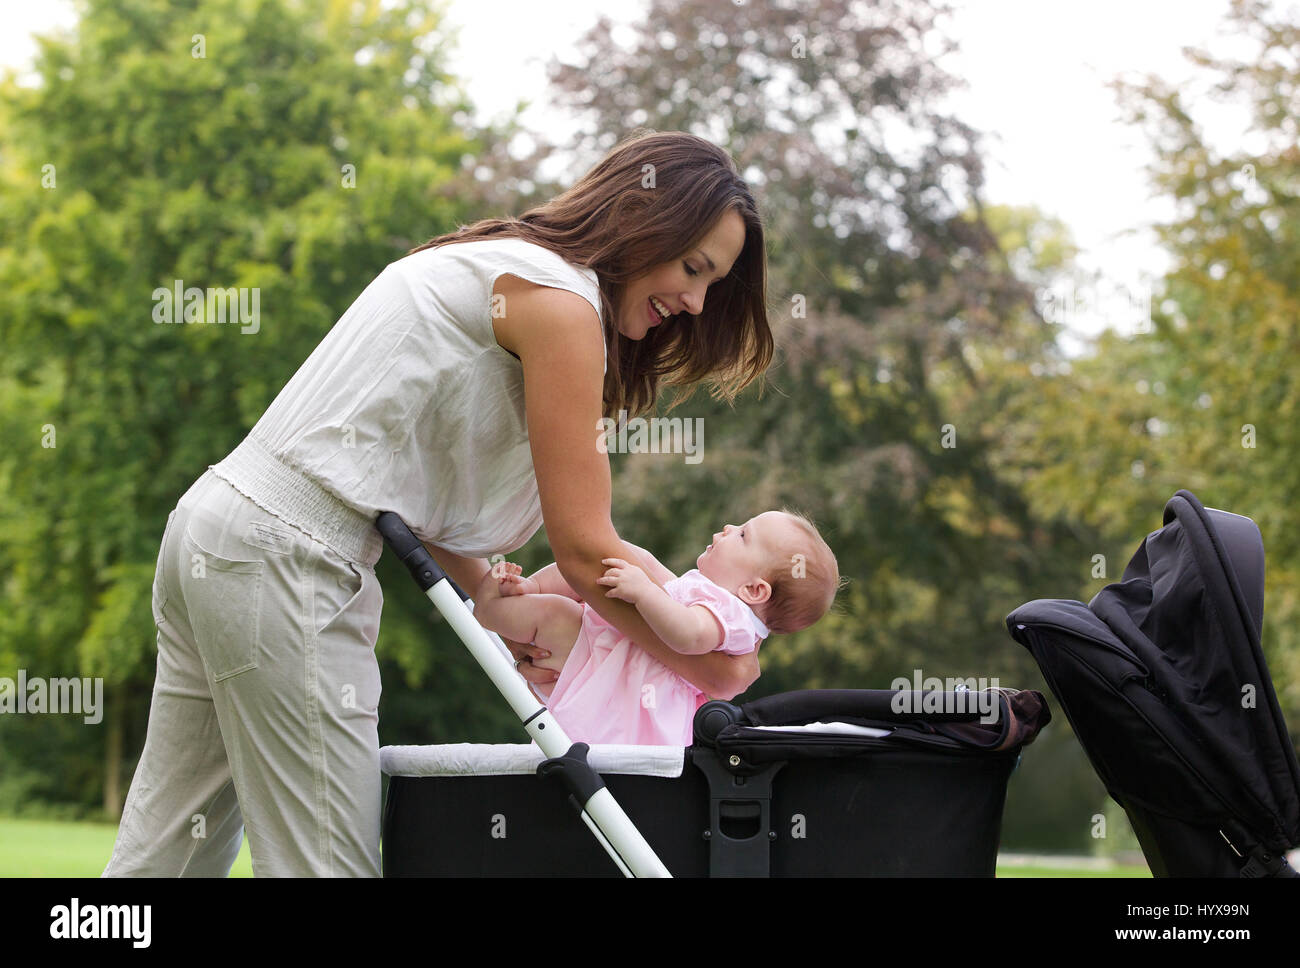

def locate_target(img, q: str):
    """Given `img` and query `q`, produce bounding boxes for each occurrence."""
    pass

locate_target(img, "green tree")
[544,0,1091,700]
[0,0,536,818]
[993,0,1300,722]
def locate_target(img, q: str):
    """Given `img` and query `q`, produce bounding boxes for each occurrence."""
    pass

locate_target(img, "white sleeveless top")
[221,238,606,558]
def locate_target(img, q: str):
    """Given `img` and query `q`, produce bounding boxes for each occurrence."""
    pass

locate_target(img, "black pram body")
[381,686,1049,876]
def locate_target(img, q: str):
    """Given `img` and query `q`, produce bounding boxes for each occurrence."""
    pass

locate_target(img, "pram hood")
[1007,488,1300,853]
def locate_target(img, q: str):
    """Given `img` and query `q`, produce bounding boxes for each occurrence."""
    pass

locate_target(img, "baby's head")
[695,508,839,634]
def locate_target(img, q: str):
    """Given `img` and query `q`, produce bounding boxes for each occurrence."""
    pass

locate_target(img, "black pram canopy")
[1007,488,1300,867]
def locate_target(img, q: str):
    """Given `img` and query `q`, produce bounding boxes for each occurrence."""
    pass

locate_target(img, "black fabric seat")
[1006,489,1300,877]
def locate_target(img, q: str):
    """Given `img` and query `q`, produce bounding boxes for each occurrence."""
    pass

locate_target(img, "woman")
[103,129,773,877]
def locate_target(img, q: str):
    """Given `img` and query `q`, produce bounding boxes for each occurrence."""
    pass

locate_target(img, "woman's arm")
[527,544,671,601]
[525,562,583,601]
[621,542,678,586]
[503,285,758,700]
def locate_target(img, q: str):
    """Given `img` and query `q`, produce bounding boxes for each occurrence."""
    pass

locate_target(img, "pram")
[1006,489,1300,877]
[376,513,1050,877]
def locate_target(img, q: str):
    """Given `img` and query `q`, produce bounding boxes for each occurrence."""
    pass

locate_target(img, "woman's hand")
[502,636,559,687]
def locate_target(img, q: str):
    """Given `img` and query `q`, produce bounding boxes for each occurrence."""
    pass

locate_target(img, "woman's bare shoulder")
[490,272,602,360]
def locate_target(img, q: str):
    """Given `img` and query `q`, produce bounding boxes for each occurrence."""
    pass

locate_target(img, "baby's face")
[695,511,801,598]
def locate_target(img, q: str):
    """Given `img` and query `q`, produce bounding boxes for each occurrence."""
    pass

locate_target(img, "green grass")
[0,817,253,877]
[1,816,1152,877]
[996,863,1150,877]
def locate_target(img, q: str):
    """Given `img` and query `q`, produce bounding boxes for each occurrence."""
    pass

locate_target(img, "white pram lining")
[380,723,893,779]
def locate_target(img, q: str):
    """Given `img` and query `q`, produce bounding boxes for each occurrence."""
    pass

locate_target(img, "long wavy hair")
[408,129,773,418]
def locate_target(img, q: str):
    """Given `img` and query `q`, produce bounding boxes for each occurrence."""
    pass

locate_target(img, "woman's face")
[616,208,747,340]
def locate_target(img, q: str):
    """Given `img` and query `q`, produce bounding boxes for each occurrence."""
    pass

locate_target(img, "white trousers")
[102,469,384,877]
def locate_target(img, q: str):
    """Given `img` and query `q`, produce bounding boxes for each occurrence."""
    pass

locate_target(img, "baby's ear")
[739,578,772,606]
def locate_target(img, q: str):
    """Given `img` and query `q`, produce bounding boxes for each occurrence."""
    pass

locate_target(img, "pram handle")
[376,512,445,592]
[374,508,672,877]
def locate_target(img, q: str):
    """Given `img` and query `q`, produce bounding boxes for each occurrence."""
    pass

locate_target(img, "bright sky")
[2,0,1280,349]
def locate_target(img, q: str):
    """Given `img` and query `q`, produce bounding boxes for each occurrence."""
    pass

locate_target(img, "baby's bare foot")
[499,570,539,596]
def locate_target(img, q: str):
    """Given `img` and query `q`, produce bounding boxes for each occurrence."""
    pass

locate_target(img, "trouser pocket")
[181,522,266,681]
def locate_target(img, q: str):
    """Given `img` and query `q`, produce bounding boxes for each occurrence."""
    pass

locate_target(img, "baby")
[474,510,839,747]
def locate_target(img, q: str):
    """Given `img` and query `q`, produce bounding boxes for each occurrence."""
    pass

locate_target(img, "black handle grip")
[376,511,446,592]
[694,700,744,746]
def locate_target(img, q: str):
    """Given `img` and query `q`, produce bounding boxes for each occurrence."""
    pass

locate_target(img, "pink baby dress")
[544,569,769,746]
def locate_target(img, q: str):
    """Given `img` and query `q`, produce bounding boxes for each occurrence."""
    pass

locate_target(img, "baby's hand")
[494,561,540,596]
[597,557,654,605]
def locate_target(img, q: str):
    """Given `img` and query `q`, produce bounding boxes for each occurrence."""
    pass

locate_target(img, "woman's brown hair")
[408,129,773,418]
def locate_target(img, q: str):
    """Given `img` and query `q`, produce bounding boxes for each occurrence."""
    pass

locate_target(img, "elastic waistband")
[211,435,383,566]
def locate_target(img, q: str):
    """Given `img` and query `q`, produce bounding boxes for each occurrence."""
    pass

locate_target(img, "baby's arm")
[598,558,722,655]
[525,543,674,600]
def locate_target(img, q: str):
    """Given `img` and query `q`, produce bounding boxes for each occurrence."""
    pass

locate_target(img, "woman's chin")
[618,324,650,340]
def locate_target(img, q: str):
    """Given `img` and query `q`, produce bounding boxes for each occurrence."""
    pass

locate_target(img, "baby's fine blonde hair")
[758,509,840,635]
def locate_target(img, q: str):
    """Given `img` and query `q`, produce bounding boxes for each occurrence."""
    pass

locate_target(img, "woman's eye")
[683,262,698,277]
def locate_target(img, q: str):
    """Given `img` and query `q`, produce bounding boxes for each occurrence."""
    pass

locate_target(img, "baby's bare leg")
[527,562,583,601]
[503,594,582,702]
[526,595,582,675]
[476,590,582,671]
[475,567,583,701]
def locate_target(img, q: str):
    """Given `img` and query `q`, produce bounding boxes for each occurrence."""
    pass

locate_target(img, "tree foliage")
[2,0,1294,855]
[0,0,538,813]
[994,0,1300,715]
[542,0,1089,699]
